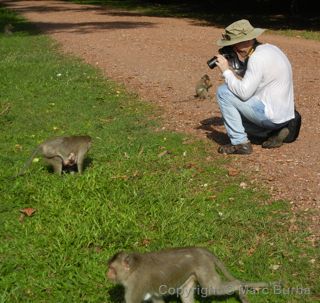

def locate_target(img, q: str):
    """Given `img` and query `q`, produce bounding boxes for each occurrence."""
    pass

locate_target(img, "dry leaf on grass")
[19,208,37,223]
[228,167,239,176]
[141,238,151,247]
[158,150,171,158]
[20,208,37,216]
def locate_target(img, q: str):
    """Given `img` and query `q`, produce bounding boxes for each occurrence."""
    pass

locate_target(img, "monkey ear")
[123,253,138,271]
[123,254,132,271]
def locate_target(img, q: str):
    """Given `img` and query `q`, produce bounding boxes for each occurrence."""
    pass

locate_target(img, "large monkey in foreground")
[107,247,272,303]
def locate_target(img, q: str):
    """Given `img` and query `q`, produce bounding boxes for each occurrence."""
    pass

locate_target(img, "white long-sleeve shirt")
[223,43,295,123]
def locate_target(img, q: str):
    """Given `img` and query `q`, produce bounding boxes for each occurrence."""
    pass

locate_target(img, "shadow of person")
[197,116,230,145]
[199,116,224,127]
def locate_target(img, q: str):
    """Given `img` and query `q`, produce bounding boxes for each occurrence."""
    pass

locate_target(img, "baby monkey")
[195,74,212,100]
[4,24,13,35]
[14,135,92,177]
[107,247,271,303]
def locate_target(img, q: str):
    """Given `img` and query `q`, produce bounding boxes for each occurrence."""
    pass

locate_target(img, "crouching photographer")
[209,19,301,155]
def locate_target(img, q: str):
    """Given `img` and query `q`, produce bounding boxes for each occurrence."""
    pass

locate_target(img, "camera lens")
[207,56,218,69]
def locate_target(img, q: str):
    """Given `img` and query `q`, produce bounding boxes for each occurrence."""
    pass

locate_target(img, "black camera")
[207,46,247,77]
[207,56,220,69]
[207,46,232,69]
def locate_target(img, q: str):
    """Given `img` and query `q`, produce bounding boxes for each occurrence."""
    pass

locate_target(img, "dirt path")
[3,0,319,241]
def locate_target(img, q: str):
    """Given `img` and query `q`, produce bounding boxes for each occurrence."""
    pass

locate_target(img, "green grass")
[270,29,320,40]
[0,6,319,303]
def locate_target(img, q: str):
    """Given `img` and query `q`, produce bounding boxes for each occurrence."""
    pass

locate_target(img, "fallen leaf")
[20,208,37,217]
[132,170,140,178]
[184,162,197,169]
[247,246,256,256]
[158,150,170,158]
[15,144,23,151]
[228,167,239,176]
[138,147,144,156]
[141,238,151,246]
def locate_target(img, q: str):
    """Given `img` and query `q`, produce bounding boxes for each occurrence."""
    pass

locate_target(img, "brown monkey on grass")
[107,247,271,303]
[4,24,13,35]
[14,135,92,177]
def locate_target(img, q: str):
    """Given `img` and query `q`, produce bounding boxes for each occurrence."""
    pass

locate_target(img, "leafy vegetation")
[0,6,319,303]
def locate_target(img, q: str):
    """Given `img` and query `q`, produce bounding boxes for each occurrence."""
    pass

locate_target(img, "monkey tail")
[241,281,270,289]
[14,147,40,177]
[211,254,238,281]
[212,255,270,289]
[213,255,271,289]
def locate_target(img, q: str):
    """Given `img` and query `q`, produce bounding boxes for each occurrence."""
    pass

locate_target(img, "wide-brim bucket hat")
[217,19,266,47]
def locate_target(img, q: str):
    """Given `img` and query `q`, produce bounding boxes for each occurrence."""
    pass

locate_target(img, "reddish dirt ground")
[3,0,319,242]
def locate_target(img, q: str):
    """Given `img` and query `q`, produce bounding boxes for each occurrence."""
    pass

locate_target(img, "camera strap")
[237,40,261,77]
[244,40,262,63]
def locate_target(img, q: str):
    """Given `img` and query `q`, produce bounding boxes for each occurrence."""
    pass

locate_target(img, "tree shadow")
[58,0,320,31]
[3,0,319,36]
[2,1,156,35]
[29,20,155,35]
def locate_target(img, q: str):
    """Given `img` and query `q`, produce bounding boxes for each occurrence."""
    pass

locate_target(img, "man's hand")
[215,54,229,73]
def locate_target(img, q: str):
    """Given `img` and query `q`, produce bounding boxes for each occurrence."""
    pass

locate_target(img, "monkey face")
[107,252,136,283]
[201,74,210,81]
[107,266,117,281]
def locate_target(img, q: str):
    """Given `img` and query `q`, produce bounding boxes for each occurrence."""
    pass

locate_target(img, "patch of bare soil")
[3,0,319,242]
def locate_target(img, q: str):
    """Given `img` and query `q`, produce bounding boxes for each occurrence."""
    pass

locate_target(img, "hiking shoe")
[218,142,253,155]
[262,127,289,149]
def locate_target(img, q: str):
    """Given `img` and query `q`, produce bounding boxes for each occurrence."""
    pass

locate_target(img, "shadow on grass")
[108,283,243,303]
[46,156,93,175]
